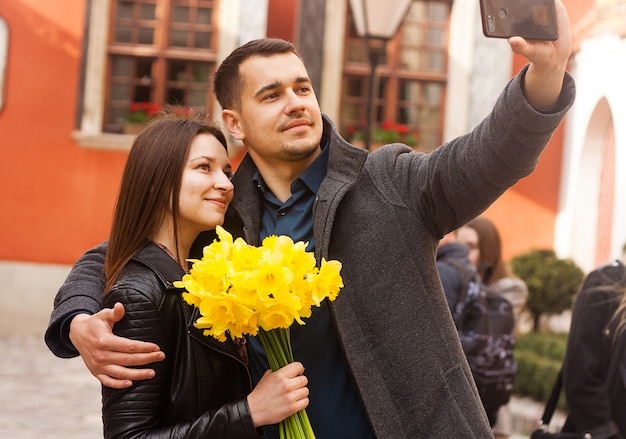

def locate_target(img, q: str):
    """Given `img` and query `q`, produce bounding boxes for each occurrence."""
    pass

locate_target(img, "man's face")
[223,53,324,168]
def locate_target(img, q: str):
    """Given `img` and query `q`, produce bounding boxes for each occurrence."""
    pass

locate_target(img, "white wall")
[556,34,626,272]
[0,262,71,336]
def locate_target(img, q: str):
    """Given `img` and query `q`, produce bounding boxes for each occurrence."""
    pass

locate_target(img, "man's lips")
[282,118,312,131]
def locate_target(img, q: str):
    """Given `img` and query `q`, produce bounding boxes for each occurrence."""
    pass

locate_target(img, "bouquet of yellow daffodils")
[174,226,344,439]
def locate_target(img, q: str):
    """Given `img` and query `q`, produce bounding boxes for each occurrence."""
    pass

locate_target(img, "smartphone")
[479,0,558,41]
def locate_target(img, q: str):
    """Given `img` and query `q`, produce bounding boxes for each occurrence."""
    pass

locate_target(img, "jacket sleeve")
[44,242,108,358]
[101,286,258,439]
[563,264,624,436]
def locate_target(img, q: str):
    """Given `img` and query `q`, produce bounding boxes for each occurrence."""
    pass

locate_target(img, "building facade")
[0,0,621,333]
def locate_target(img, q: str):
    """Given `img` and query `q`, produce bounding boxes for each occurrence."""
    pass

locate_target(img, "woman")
[101,111,309,438]
[456,216,528,324]
[456,216,528,438]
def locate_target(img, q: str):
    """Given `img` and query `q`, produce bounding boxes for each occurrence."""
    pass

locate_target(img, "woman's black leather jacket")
[101,242,259,438]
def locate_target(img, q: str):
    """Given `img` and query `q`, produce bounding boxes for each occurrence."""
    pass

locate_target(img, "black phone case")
[479,0,558,41]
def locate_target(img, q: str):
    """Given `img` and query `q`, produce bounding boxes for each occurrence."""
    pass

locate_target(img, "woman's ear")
[222,110,245,141]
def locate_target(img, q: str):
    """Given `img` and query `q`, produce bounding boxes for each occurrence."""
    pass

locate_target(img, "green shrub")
[514,331,568,410]
[510,249,584,331]
[515,331,568,362]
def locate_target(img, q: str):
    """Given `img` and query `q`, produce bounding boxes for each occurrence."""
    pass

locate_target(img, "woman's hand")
[247,361,310,427]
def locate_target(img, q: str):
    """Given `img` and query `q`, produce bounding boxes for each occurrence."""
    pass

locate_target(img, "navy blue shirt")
[248,143,375,439]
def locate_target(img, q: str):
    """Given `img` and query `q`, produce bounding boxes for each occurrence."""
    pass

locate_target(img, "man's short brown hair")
[213,38,303,111]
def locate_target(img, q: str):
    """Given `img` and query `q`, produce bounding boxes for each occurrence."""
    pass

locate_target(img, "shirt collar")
[253,137,330,196]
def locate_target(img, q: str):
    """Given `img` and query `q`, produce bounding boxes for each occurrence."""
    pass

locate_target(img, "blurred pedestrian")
[456,216,528,438]
[561,258,626,438]
[436,232,476,314]
[456,216,528,324]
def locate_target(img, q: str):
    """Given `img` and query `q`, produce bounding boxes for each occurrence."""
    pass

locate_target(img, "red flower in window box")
[125,102,163,124]
[373,122,420,147]
[347,121,420,148]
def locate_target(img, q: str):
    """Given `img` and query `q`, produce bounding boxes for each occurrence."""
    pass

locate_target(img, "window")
[341,1,450,152]
[104,0,218,133]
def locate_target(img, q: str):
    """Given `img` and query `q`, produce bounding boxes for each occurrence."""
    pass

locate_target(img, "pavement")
[0,334,102,438]
[0,333,566,439]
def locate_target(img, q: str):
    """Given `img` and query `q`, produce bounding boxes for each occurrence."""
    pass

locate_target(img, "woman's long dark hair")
[104,110,227,292]
[464,216,510,285]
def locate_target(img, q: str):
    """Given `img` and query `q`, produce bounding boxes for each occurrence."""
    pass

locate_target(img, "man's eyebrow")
[254,82,280,98]
[254,77,312,98]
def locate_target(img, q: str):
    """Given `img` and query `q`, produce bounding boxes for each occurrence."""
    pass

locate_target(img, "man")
[46,2,574,437]
[436,232,475,315]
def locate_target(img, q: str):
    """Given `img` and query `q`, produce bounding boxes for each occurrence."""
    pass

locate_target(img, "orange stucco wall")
[267,0,298,41]
[0,0,128,264]
[0,0,592,266]
[0,0,303,266]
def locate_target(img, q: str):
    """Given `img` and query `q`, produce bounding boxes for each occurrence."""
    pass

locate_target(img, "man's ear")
[222,110,245,141]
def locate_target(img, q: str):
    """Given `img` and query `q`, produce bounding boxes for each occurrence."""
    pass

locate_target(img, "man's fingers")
[107,350,165,367]
[96,374,133,389]
[110,302,126,322]
[93,364,157,387]
[88,329,164,356]
[102,337,164,356]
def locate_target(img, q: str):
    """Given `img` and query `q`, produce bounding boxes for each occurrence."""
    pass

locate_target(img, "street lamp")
[348,0,412,150]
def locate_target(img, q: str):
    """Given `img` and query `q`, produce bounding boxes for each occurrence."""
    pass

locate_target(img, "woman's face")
[456,226,480,268]
[177,133,234,238]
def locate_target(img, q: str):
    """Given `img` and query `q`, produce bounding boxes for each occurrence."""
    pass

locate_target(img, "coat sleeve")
[378,65,576,238]
[44,242,108,358]
[101,286,258,439]
[562,264,624,436]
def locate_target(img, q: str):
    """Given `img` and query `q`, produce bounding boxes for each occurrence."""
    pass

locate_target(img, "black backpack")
[446,261,517,416]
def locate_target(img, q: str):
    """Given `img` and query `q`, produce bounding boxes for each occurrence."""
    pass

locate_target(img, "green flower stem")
[258,328,316,439]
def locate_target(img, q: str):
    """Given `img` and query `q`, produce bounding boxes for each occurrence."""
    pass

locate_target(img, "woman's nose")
[216,171,234,192]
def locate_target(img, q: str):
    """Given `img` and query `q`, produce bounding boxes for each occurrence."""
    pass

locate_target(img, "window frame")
[340,0,451,152]
[74,0,229,150]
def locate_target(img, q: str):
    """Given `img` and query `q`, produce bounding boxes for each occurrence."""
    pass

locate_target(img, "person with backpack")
[436,232,477,316]
[456,216,529,328]
[445,216,526,437]
[559,258,626,438]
